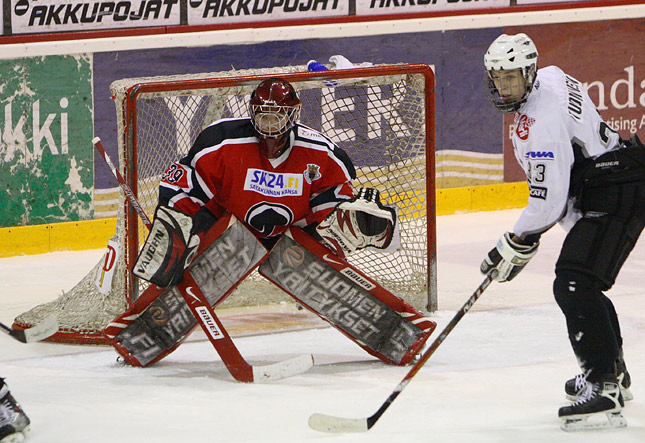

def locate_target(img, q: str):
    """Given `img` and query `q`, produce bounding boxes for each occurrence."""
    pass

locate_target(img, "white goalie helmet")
[484,33,539,113]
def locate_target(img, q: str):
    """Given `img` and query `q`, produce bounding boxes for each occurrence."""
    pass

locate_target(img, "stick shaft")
[368,271,496,427]
[92,137,152,228]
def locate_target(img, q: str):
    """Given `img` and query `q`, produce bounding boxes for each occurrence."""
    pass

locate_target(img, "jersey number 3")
[527,163,546,183]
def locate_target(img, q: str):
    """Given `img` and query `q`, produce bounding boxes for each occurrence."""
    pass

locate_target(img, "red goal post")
[14,63,436,344]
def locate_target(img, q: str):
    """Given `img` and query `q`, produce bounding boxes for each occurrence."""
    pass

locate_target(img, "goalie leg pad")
[108,286,198,366]
[259,227,436,365]
[104,215,268,366]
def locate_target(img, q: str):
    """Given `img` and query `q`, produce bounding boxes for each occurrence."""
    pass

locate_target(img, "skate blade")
[561,411,627,432]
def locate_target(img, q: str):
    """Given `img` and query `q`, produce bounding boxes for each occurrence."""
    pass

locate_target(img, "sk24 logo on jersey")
[244,168,303,197]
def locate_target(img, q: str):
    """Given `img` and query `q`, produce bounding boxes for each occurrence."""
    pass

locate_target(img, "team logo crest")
[304,164,321,184]
[515,114,536,141]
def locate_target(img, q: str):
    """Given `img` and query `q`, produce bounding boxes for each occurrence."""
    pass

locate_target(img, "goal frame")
[119,64,437,311]
[13,63,437,344]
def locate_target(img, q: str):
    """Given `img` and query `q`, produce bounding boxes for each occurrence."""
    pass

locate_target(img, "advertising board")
[10,0,180,34]
[0,55,93,226]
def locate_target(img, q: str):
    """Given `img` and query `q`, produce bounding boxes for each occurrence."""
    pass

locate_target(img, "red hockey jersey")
[159,118,355,240]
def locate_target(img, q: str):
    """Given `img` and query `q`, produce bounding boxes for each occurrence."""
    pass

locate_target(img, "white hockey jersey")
[510,66,621,238]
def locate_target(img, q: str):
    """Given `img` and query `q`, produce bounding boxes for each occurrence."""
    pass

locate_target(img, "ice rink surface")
[2,208,645,442]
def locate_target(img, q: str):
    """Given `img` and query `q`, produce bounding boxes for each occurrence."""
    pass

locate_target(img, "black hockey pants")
[554,181,645,381]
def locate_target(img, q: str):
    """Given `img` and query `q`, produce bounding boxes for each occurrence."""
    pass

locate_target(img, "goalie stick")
[93,136,151,226]
[308,270,498,433]
[1,315,58,343]
[93,136,313,382]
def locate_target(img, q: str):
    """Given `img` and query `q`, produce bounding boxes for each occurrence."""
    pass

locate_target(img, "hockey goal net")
[14,63,436,344]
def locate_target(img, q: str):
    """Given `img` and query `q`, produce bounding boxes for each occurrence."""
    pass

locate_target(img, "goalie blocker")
[104,211,435,368]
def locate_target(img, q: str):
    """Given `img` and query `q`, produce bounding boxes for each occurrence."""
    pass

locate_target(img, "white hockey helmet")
[484,33,539,113]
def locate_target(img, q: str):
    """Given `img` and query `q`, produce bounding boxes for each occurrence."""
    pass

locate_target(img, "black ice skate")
[0,379,30,443]
[565,358,633,402]
[559,375,627,431]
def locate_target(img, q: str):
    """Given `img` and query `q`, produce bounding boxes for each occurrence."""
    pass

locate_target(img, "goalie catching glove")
[316,187,397,256]
[133,206,216,287]
[480,232,539,282]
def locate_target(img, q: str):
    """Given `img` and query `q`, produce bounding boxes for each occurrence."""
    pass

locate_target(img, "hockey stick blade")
[252,354,314,382]
[0,315,59,343]
[308,414,368,433]
[308,272,497,433]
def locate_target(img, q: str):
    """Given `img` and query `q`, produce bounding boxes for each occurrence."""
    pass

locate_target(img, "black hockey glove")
[480,232,539,282]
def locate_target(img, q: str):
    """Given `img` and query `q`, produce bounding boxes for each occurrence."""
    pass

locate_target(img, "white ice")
[2,209,645,442]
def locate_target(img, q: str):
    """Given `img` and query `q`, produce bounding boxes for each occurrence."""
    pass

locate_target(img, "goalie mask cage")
[14,63,436,344]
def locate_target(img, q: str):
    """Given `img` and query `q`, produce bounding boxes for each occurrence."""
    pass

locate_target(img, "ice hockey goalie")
[102,77,436,371]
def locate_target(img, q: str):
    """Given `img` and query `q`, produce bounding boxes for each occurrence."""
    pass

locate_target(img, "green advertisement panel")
[0,55,93,227]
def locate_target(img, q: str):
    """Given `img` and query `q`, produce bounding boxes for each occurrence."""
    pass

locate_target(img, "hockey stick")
[93,137,153,226]
[177,274,312,382]
[308,270,498,432]
[0,315,59,343]
[93,136,313,382]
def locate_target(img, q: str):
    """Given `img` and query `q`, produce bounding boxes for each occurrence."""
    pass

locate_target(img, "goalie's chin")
[258,135,289,158]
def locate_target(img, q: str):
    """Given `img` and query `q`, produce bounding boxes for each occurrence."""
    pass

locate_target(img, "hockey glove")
[480,232,539,282]
[316,187,396,256]
[133,206,200,287]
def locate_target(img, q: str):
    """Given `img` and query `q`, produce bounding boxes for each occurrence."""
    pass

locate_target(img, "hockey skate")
[565,358,633,402]
[0,380,30,443]
[559,375,627,431]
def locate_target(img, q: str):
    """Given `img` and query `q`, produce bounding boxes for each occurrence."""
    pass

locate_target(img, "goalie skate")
[559,375,627,432]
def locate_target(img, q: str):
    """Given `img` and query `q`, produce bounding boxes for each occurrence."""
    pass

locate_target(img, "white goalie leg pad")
[133,206,200,287]
[316,187,398,256]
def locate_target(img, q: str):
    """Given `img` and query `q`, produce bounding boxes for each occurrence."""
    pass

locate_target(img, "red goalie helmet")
[249,78,301,158]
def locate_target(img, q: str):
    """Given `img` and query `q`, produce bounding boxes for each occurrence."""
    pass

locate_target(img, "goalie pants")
[554,181,645,381]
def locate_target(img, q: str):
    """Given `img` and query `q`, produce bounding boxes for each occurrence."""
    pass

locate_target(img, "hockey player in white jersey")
[480,33,645,431]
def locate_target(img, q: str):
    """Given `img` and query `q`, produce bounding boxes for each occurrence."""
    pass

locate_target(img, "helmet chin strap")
[259,133,289,159]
